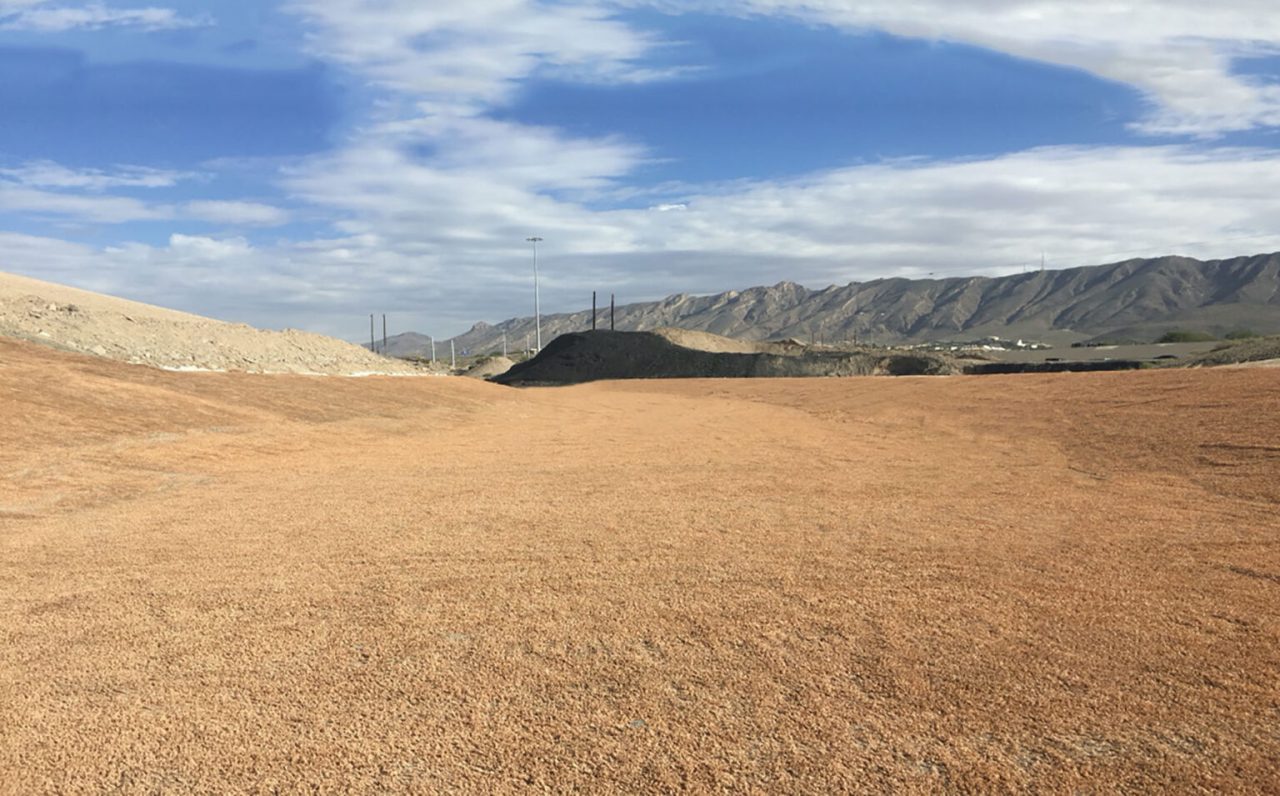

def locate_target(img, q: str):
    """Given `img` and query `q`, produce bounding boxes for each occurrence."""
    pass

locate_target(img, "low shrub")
[1156,330,1217,344]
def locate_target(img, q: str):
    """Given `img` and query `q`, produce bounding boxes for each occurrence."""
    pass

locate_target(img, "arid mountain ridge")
[387,252,1280,356]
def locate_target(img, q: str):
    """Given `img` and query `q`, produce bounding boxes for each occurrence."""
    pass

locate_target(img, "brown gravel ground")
[2,335,1278,793]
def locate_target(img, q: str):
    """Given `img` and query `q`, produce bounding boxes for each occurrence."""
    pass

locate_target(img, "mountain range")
[379,252,1280,357]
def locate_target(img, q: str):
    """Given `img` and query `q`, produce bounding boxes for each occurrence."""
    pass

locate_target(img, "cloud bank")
[8,145,1280,338]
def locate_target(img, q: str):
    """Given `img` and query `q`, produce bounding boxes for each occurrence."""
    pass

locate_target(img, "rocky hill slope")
[391,252,1280,356]
[0,271,419,375]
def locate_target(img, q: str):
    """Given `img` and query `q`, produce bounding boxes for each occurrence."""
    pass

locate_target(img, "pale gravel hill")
[462,355,515,379]
[414,252,1280,356]
[0,270,420,375]
[652,327,807,355]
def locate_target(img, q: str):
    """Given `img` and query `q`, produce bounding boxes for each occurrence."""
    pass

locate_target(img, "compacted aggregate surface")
[1,335,1278,793]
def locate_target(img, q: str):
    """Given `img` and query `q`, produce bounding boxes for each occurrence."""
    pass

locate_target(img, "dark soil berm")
[493,330,956,385]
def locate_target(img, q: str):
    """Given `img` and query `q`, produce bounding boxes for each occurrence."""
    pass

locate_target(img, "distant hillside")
[382,252,1280,356]
[371,331,437,359]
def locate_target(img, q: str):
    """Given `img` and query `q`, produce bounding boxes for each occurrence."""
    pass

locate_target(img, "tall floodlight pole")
[526,237,543,351]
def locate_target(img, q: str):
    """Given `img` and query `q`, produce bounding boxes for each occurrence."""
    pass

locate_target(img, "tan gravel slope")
[463,354,515,379]
[0,270,418,375]
[653,327,805,355]
[1,336,1278,792]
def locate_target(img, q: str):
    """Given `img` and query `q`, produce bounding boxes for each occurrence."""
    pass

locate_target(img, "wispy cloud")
[0,183,170,223]
[165,233,255,260]
[287,0,678,112]
[0,1,211,32]
[183,201,290,227]
[0,161,197,191]
[0,161,286,226]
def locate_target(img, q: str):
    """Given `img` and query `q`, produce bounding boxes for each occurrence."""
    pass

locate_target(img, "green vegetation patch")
[1156,330,1218,344]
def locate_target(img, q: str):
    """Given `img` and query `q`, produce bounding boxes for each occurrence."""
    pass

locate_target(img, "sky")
[3,1,1280,339]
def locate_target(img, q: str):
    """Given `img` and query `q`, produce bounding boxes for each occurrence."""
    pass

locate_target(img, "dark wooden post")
[592,291,597,331]
[611,294,615,331]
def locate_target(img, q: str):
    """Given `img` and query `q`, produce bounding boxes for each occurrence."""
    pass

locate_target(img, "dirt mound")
[0,270,419,375]
[463,355,515,379]
[652,327,806,355]
[1175,335,1280,368]
[493,330,957,385]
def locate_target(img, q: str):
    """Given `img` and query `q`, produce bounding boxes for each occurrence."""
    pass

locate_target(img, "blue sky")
[2,1,1280,338]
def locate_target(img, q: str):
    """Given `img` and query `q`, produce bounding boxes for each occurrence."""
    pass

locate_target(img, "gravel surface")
[2,336,1278,792]
[0,271,419,375]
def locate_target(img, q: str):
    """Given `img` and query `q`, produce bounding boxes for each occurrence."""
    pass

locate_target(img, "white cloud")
[621,146,1280,275]
[625,1,1280,136]
[183,200,290,227]
[166,234,254,260]
[0,1,210,32]
[287,0,677,112]
[0,162,287,227]
[0,161,196,192]
[0,182,170,223]
[0,230,95,274]
[280,112,654,270]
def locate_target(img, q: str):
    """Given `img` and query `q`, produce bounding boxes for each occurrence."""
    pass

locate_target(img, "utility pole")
[450,339,456,369]
[610,294,615,331]
[592,291,597,331]
[526,236,543,351]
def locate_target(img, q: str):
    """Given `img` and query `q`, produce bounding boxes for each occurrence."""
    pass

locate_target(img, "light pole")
[526,236,543,351]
